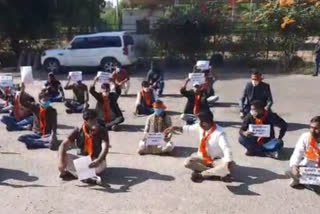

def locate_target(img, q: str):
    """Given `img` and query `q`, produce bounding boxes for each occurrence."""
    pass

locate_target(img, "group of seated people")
[0,66,319,191]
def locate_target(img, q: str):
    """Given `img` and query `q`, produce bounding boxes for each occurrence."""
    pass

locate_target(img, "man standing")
[44,72,65,102]
[289,116,320,189]
[64,76,89,114]
[240,71,273,118]
[147,62,164,97]
[313,39,320,76]
[90,77,124,131]
[135,81,156,116]
[58,109,109,183]
[166,112,234,183]
[138,100,174,155]
[239,100,287,158]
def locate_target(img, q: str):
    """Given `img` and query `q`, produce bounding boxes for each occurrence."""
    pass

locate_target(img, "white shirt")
[183,124,233,162]
[290,132,320,167]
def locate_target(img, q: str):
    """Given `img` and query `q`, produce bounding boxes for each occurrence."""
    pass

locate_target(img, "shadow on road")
[89,167,175,193]
[278,147,294,161]
[216,120,242,128]
[287,122,309,132]
[118,124,145,132]
[171,146,198,158]
[57,124,75,130]
[166,110,182,116]
[213,102,239,108]
[0,168,47,188]
[226,165,287,196]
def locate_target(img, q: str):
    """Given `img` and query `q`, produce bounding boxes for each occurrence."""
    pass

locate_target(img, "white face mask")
[252,80,260,87]
[115,67,120,73]
[250,110,258,118]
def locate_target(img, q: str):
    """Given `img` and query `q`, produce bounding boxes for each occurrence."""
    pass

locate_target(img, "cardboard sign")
[188,73,205,85]
[69,71,82,82]
[20,66,33,84]
[249,124,271,138]
[146,133,165,146]
[299,167,320,186]
[97,71,112,83]
[196,60,211,70]
[0,74,13,88]
[73,156,96,180]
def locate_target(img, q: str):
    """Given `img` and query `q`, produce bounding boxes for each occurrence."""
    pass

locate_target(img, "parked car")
[41,31,137,73]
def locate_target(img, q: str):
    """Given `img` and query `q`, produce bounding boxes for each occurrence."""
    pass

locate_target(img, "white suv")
[41,31,137,73]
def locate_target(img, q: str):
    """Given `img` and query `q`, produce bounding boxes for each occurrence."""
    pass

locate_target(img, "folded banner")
[97,71,112,84]
[69,71,82,82]
[20,66,33,84]
[0,74,13,88]
[299,167,320,186]
[146,133,165,146]
[249,124,271,138]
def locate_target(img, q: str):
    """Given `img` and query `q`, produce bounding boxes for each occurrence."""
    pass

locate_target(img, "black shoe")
[312,74,318,77]
[191,172,203,183]
[6,126,13,131]
[245,151,255,156]
[66,109,73,114]
[59,171,77,181]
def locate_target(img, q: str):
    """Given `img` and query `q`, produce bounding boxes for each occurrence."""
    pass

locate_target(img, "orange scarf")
[193,94,201,115]
[199,124,217,165]
[305,136,320,167]
[39,106,47,136]
[103,95,112,123]
[141,90,153,107]
[14,96,21,121]
[82,124,93,157]
[255,110,269,145]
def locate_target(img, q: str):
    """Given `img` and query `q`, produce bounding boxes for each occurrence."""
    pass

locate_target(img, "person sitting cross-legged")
[18,84,58,150]
[138,100,174,155]
[166,111,234,183]
[58,109,109,183]
[44,72,65,102]
[239,100,287,159]
[135,81,156,116]
[64,76,89,114]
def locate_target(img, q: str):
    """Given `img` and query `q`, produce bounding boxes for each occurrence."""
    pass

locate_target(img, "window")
[102,36,122,47]
[136,19,150,34]
[123,35,134,46]
[88,37,104,48]
[70,38,89,49]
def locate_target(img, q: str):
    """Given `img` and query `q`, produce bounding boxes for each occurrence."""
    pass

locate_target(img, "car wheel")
[101,58,119,73]
[44,59,60,73]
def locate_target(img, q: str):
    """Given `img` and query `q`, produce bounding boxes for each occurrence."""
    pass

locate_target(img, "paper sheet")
[97,71,112,83]
[188,73,205,85]
[146,133,165,146]
[196,60,211,70]
[299,167,320,186]
[20,66,33,84]
[73,156,96,180]
[69,71,82,82]
[248,124,271,138]
[0,74,13,88]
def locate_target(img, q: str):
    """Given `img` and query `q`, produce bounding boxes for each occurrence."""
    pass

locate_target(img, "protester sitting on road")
[0,86,14,113]
[165,111,234,183]
[1,84,34,131]
[180,78,210,124]
[90,76,124,131]
[147,61,164,97]
[18,84,58,149]
[240,71,273,118]
[239,100,287,159]
[138,100,174,155]
[111,64,130,96]
[44,72,65,102]
[288,116,320,189]
[64,76,89,114]
[135,81,156,116]
[58,109,109,184]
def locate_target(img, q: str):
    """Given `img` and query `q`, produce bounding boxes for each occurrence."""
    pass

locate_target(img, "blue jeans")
[314,57,320,75]
[18,133,51,149]
[65,101,88,113]
[1,115,33,131]
[136,104,154,115]
[238,136,283,155]
[49,94,63,102]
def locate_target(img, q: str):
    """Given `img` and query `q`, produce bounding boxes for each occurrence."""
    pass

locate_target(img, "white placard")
[249,124,271,138]
[69,71,82,82]
[146,133,165,146]
[73,156,96,180]
[299,167,320,186]
[97,71,112,84]
[20,66,33,84]
[0,75,13,88]
[196,60,211,70]
[189,73,205,85]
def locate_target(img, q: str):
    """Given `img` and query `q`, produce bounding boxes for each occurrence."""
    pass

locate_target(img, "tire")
[43,58,61,73]
[101,58,119,73]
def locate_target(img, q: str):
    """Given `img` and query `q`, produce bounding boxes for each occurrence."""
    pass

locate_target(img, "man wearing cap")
[135,81,156,116]
[90,76,124,131]
[18,83,58,150]
[288,116,320,189]
[138,100,174,155]
[239,100,287,158]
[58,109,109,183]
[240,71,273,118]
[180,78,210,124]
[64,76,89,114]
[44,72,65,102]
[166,111,234,183]
[111,64,130,96]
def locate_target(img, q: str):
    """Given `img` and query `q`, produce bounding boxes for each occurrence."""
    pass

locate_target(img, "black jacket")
[180,87,210,115]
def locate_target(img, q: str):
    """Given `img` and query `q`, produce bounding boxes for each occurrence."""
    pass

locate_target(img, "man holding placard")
[90,76,124,131]
[58,109,109,183]
[180,78,210,124]
[135,81,156,116]
[138,100,174,155]
[289,116,320,190]
[112,65,130,96]
[64,73,89,114]
[165,111,234,183]
[44,72,65,102]
[239,100,287,158]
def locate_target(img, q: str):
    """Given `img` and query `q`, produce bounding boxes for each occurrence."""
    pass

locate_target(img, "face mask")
[115,68,120,73]
[154,108,164,115]
[143,88,149,92]
[250,110,258,118]
[41,101,51,108]
[252,80,260,87]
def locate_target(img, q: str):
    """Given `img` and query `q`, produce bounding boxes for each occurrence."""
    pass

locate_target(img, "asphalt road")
[1,68,319,214]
